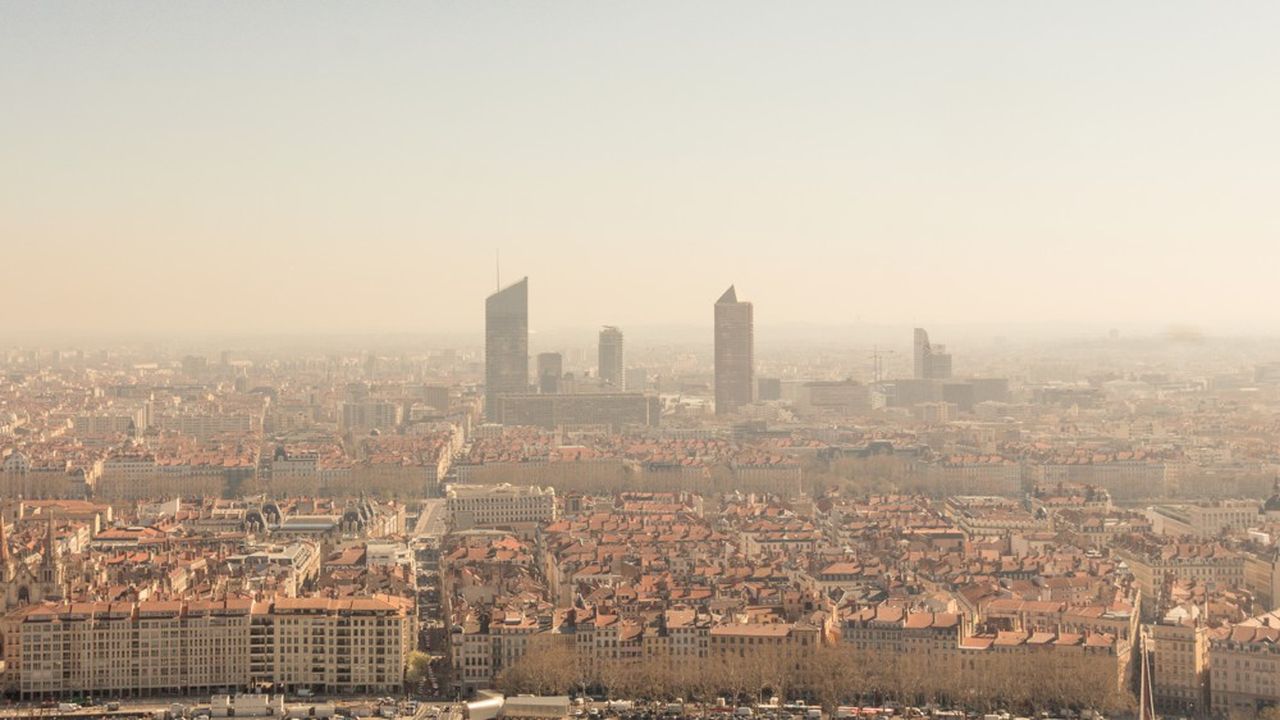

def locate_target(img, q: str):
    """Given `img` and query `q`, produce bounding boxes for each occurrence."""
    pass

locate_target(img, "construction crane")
[868,347,897,384]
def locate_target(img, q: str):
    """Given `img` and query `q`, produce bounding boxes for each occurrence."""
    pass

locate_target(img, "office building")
[339,401,401,432]
[941,382,976,412]
[536,352,563,394]
[913,327,953,380]
[714,285,754,415]
[445,483,557,530]
[625,367,647,393]
[492,392,659,430]
[798,380,870,415]
[598,326,624,390]
[888,378,942,407]
[968,377,1010,404]
[485,278,529,420]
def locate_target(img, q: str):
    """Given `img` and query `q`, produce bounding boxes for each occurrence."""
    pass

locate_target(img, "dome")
[1266,478,1280,512]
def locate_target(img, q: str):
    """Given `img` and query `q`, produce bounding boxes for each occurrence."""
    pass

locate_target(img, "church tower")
[0,514,14,585]
[37,515,64,592]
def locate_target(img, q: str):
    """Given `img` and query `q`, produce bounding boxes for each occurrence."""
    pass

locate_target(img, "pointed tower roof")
[486,276,528,313]
[43,514,56,565]
[717,285,738,304]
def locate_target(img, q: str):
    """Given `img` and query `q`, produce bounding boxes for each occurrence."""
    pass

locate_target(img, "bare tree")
[497,636,579,695]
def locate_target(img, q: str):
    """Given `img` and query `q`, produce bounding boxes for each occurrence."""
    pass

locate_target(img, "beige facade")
[1209,612,1280,716]
[1149,501,1261,538]
[446,484,556,531]
[2,596,414,698]
[841,605,1131,702]
[1150,619,1208,715]
[1116,545,1245,607]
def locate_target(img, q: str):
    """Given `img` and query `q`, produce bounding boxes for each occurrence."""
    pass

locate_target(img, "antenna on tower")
[496,249,501,290]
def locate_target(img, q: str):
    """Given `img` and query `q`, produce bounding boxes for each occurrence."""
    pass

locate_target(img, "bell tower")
[0,513,14,584]
[38,515,64,593]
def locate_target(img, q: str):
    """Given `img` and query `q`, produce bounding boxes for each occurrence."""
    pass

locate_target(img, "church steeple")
[0,513,12,584]
[43,515,55,566]
[38,514,63,594]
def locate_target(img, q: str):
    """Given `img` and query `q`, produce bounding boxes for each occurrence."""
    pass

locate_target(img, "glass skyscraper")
[485,277,529,420]
[714,285,753,415]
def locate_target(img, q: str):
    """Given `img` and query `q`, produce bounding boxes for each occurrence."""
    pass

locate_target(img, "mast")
[1139,626,1157,720]
[1141,627,1152,720]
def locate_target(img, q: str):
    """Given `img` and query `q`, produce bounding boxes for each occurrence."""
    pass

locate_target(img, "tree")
[497,636,580,695]
[405,651,432,684]
[794,645,866,710]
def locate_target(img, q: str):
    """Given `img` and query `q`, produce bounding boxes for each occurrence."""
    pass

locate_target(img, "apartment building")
[841,607,962,657]
[1150,611,1209,715]
[943,495,1052,537]
[914,458,1023,497]
[1114,539,1245,606]
[1209,611,1280,716]
[1149,500,1261,538]
[2,596,414,698]
[841,605,1129,700]
[708,621,820,660]
[156,413,261,439]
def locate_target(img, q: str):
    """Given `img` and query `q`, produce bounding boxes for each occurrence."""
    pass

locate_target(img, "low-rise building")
[446,484,557,531]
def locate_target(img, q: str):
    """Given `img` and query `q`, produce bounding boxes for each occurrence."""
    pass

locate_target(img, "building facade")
[598,327,624,390]
[445,484,557,530]
[485,278,529,421]
[493,393,658,431]
[536,353,563,395]
[913,327,953,380]
[2,596,415,698]
[714,286,753,416]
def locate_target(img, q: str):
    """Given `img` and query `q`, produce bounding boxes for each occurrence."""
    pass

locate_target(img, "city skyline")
[8,1,1280,714]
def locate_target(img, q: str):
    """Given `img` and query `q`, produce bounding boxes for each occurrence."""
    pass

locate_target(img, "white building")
[445,484,556,531]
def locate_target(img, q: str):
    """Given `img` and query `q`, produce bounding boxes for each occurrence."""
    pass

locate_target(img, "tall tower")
[913,328,931,379]
[913,327,952,380]
[38,515,63,591]
[485,277,529,421]
[714,285,754,415]
[0,514,13,584]
[598,326,625,390]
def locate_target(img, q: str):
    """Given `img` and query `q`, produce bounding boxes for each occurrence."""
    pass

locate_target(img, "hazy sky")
[4,2,1280,338]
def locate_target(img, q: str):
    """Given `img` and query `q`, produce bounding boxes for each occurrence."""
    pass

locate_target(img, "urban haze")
[3,4,1280,720]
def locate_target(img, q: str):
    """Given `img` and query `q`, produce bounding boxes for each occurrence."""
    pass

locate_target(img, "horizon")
[5,2,1280,336]
[4,318,1274,352]
[6,3,1280,712]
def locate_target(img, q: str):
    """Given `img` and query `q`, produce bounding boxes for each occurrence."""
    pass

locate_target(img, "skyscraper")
[537,352,563,394]
[598,326,624,390]
[714,285,754,415]
[485,277,529,420]
[913,327,953,380]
